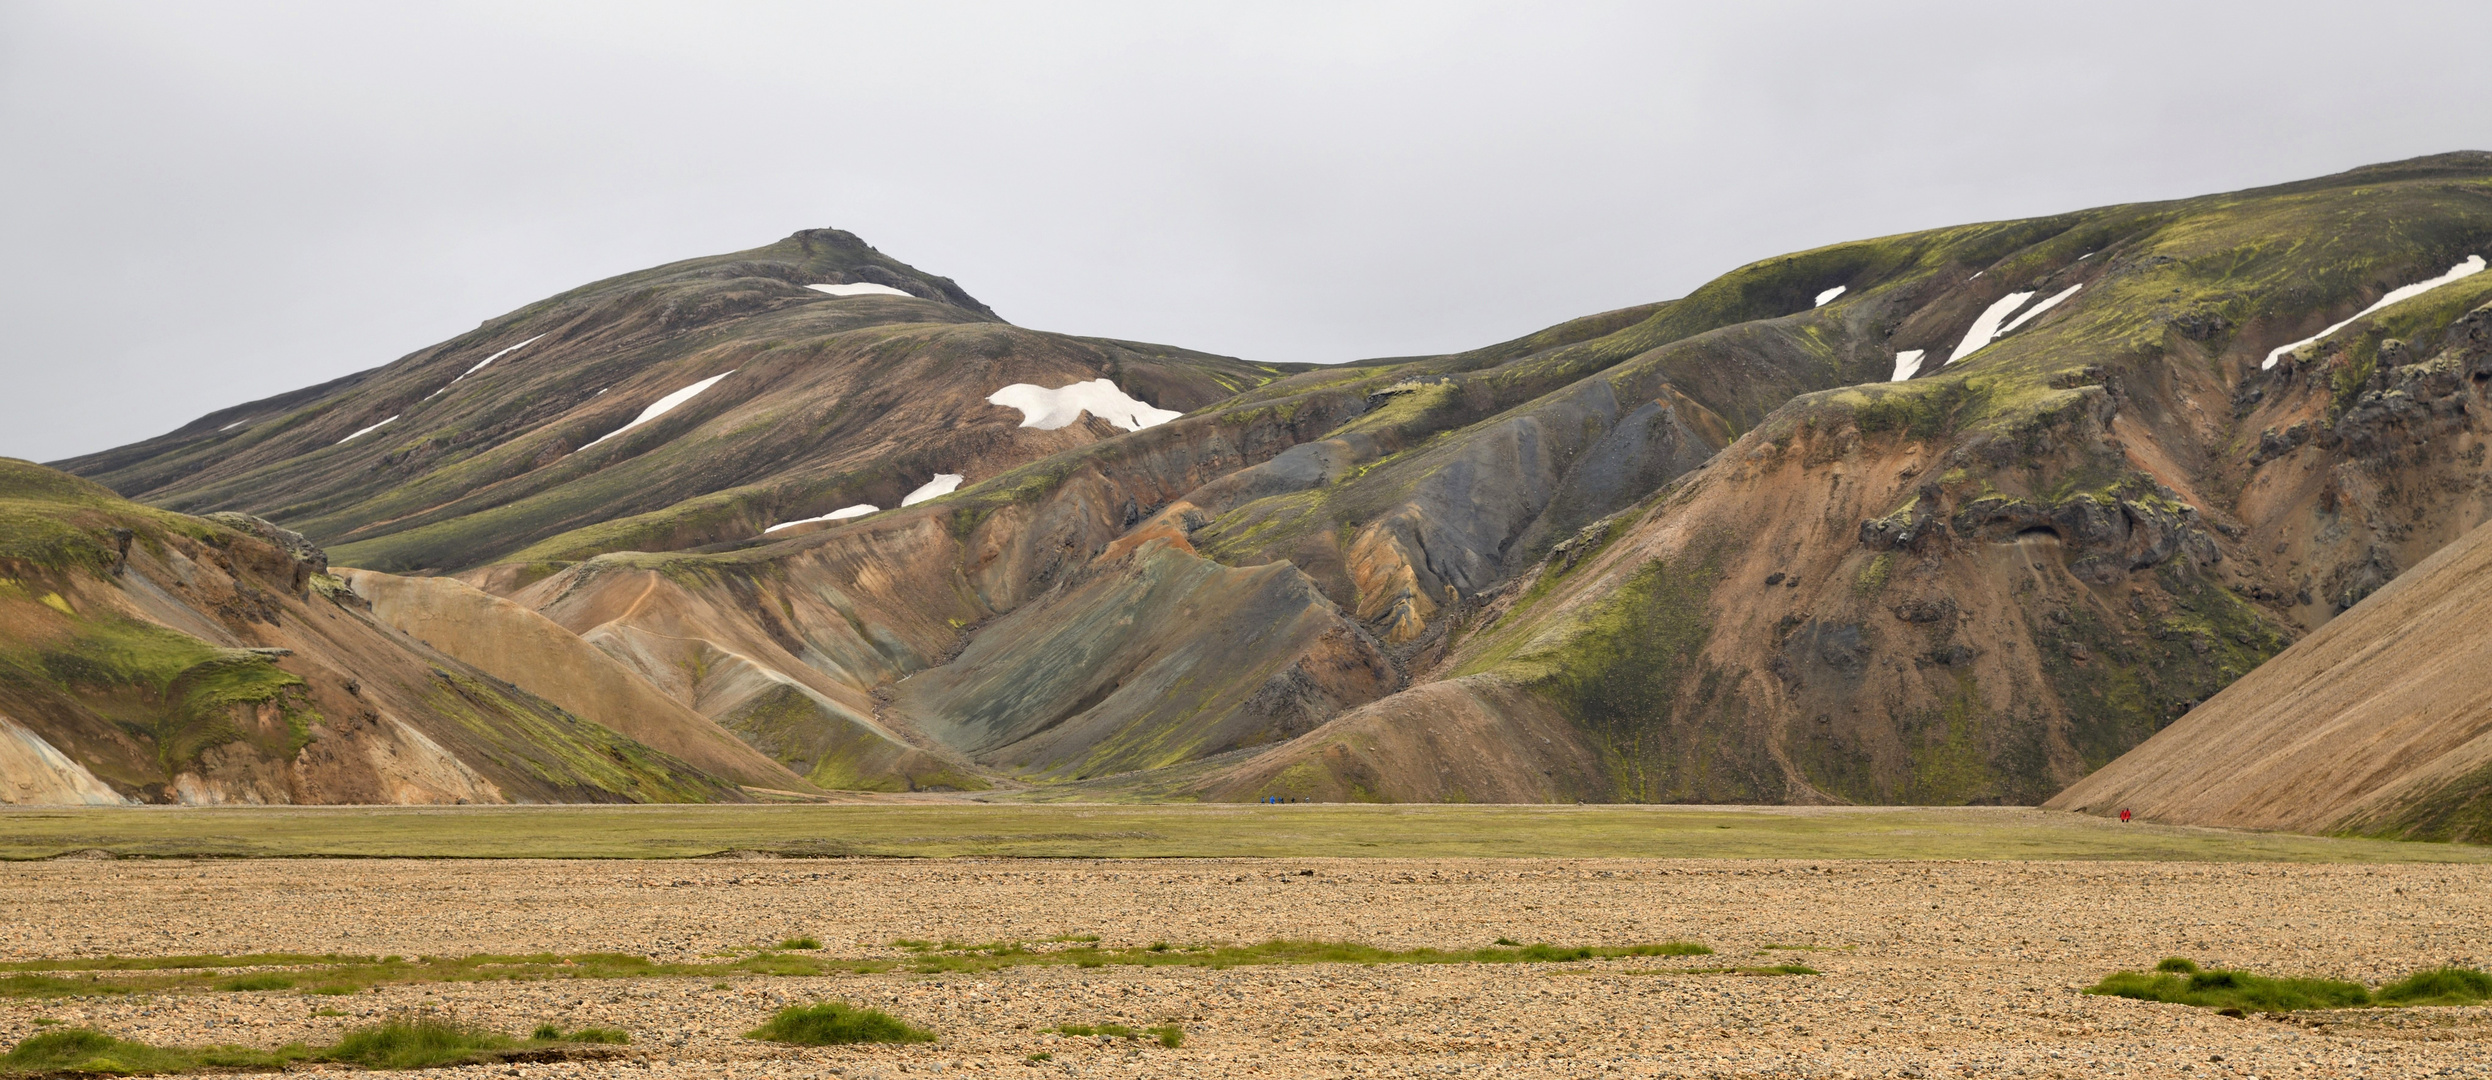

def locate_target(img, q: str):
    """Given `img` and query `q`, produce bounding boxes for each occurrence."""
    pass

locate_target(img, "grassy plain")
[3,803,2487,862]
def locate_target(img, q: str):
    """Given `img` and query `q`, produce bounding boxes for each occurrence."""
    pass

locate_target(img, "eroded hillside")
[44,154,2492,810]
[0,460,785,804]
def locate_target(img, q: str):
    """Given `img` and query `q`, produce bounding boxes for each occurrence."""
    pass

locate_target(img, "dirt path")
[4,857,2487,1078]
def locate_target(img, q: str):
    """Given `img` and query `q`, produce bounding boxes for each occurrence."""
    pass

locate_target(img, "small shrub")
[746,1002,937,1045]
[778,936,821,951]
[1493,938,1521,947]
[320,1015,519,1069]
[1146,942,1171,953]
[1147,1024,1184,1048]
[531,1024,562,1040]
[2378,967,2492,1006]
[2156,957,2199,974]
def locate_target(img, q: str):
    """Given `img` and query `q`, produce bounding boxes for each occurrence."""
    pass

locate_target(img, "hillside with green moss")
[33,154,2492,818]
[0,458,777,805]
[57,229,1295,575]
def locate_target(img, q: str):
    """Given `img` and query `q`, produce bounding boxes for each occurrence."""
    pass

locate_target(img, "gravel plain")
[2,857,2488,1079]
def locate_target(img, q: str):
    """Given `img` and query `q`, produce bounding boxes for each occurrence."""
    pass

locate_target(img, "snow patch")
[1890,350,1926,383]
[458,334,543,379]
[581,371,735,449]
[2263,255,2487,370]
[901,474,963,506]
[808,282,914,298]
[336,415,399,446]
[1999,283,2082,336]
[1814,285,1847,307]
[219,419,250,432]
[2079,251,2095,260]
[765,504,879,533]
[1947,291,2037,365]
[986,378,1181,431]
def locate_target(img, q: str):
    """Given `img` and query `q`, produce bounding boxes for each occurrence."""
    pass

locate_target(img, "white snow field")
[1998,283,2082,336]
[987,378,1182,431]
[1890,349,1927,383]
[807,282,914,298]
[1947,291,2038,364]
[581,371,735,450]
[765,504,879,533]
[335,415,399,446]
[2262,255,2486,370]
[901,473,964,506]
[1814,285,1847,307]
[220,419,251,431]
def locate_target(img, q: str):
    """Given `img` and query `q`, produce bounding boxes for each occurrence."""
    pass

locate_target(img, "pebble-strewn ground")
[2,857,2487,1078]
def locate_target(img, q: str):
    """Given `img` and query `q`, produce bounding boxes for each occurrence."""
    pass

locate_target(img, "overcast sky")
[6,1,2491,462]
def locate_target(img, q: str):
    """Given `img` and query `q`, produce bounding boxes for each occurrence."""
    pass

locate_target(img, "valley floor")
[3,855,2489,1079]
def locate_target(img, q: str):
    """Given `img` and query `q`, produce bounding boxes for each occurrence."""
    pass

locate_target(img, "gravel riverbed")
[2,857,2486,1078]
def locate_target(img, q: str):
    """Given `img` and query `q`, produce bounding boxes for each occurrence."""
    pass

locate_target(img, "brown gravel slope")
[2050,516,2492,841]
[4,858,2488,1078]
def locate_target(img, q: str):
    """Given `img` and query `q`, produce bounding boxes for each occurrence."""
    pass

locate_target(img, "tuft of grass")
[2156,957,2199,974]
[746,1001,937,1046]
[778,936,822,951]
[2377,967,2492,1006]
[1026,1052,1053,1062]
[1626,941,1714,956]
[1493,938,1521,946]
[530,1024,561,1040]
[1147,1023,1184,1048]
[312,1008,347,1017]
[564,1027,630,1045]
[215,973,296,991]
[0,1028,207,1076]
[2089,963,2371,1012]
[1055,1023,1138,1038]
[320,1015,521,1070]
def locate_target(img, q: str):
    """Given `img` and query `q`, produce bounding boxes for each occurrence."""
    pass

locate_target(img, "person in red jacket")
[2119,808,2132,823]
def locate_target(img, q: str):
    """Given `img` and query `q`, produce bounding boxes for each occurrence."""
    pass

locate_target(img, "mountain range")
[9,152,2491,835]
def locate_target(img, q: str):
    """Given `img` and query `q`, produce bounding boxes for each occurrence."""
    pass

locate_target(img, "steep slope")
[0,458,773,804]
[473,212,1987,791]
[59,229,1289,574]
[2045,516,2492,841]
[1208,152,2492,805]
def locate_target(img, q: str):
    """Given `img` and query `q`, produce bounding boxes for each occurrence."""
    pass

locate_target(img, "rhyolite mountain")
[0,459,801,805]
[26,151,2492,818]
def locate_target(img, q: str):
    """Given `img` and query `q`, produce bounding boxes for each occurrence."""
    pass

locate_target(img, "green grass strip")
[2088,958,2492,1013]
[0,1014,629,1076]
[0,939,1714,998]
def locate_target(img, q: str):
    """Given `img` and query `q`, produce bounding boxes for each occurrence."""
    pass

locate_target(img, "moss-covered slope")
[0,458,752,804]
[56,229,1296,574]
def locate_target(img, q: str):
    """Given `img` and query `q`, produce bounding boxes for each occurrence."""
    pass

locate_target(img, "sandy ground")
[2,857,2488,1079]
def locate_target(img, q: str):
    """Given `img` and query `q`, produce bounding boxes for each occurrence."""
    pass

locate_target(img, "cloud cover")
[4,0,2491,460]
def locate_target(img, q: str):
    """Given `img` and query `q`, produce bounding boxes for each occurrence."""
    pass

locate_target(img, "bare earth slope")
[2047,515,2492,841]
[0,458,775,804]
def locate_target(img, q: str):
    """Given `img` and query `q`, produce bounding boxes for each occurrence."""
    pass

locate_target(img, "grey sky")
[6,1,2490,462]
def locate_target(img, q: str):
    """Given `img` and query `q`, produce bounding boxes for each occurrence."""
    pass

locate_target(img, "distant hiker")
[2119,808,2132,823]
